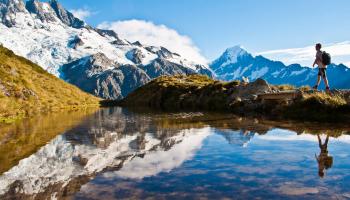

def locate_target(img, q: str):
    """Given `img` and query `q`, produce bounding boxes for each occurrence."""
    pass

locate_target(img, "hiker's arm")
[313,59,317,67]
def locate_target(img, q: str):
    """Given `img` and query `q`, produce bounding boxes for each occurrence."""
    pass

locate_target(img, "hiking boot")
[313,85,318,90]
[326,86,331,94]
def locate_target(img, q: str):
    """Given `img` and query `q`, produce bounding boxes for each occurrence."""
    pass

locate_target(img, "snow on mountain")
[212,45,249,67]
[211,46,350,89]
[0,0,213,99]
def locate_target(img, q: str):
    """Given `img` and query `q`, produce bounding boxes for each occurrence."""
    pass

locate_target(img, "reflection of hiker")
[315,134,333,178]
[312,43,331,92]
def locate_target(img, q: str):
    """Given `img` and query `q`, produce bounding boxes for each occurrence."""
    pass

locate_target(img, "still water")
[0,107,350,200]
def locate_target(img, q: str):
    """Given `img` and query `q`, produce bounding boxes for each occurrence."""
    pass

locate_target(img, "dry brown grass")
[0,45,100,122]
[302,92,347,107]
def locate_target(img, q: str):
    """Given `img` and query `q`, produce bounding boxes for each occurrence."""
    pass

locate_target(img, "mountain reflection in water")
[0,107,350,200]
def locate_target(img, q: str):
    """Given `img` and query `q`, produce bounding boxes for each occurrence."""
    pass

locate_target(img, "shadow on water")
[0,107,349,199]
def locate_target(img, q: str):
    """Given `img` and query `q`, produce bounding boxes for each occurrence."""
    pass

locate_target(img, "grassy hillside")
[121,74,240,109]
[120,74,350,122]
[0,45,100,122]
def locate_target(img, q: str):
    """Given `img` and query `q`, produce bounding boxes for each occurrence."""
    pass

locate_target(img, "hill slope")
[0,45,100,122]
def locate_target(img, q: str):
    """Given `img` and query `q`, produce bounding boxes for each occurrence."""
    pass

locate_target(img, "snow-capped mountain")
[0,0,213,99]
[61,47,212,99]
[211,45,350,89]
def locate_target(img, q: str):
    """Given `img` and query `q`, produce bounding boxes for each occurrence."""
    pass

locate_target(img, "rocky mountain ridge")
[0,0,213,99]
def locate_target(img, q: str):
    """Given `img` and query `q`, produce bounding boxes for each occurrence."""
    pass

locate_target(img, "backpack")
[322,51,331,66]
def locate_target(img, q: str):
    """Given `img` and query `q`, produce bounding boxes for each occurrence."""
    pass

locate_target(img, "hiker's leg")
[316,75,321,86]
[325,134,330,146]
[322,69,330,89]
[317,134,322,148]
[323,76,330,88]
[313,70,321,90]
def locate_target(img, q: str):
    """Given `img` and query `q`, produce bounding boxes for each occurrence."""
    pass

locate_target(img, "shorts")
[318,68,327,78]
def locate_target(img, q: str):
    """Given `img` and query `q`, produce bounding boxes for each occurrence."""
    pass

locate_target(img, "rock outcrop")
[68,35,84,49]
[126,48,145,64]
[120,75,350,122]
[0,0,27,27]
[94,28,119,39]
[49,0,84,28]
[120,75,272,110]
[26,0,57,23]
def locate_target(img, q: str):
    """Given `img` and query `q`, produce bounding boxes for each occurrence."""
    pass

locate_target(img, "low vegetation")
[121,75,241,110]
[0,45,100,123]
[120,74,350,122]
[284,92,350,122]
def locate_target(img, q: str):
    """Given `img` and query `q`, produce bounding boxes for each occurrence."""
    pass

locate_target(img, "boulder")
[230,78,271,100]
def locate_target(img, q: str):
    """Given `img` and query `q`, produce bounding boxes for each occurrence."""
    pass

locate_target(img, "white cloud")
[258,41,350,67]
[98,19,208,64]
[107,128,211,179]
[70,8,92,20]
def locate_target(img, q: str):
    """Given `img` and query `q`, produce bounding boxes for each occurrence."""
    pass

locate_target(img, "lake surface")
[0,107,350,200]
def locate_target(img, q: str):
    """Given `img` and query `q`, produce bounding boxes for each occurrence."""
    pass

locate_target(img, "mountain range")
[211,46,350,89]
[0,0,213,99]
[0,0,349,101]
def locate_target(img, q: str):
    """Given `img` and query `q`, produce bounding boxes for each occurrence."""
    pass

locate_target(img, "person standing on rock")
[312,43,331,92]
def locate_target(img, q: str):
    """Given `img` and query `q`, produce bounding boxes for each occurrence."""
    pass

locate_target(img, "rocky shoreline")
[118,75,350,122]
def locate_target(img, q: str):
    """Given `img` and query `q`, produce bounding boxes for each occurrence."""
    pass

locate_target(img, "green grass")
[0,45,101,122]
[122,74,350,122]
[283,92,350,122]
[274,84,295,91]
[302,92,347,107]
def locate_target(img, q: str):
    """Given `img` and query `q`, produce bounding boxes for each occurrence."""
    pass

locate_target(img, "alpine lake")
[0,107,349,200]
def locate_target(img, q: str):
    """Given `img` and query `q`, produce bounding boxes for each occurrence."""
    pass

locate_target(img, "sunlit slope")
[0,45,100,122]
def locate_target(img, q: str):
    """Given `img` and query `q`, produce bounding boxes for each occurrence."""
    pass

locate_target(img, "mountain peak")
[223,45,249,59]
[49,0,85,28]
[0,0,85,28]
[25,0,57,23]
[211,45,250,68]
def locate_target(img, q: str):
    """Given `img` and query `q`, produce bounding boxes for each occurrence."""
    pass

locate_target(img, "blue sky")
[58,0,350,65]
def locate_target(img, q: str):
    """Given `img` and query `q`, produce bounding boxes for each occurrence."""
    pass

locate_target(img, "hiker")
[312,43,331,92]
[315,134,333,178]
